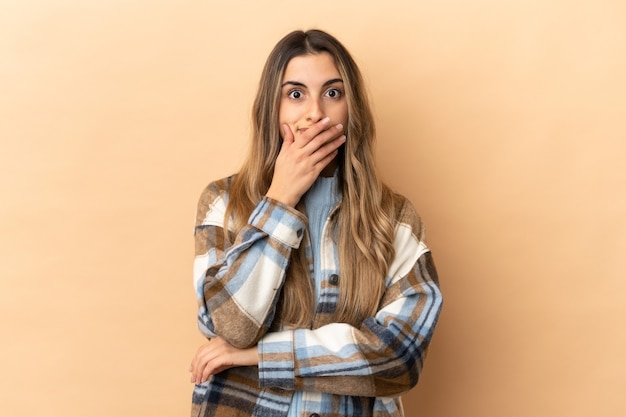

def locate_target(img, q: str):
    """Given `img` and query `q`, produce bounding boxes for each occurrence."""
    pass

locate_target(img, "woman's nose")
[306,98,324,122]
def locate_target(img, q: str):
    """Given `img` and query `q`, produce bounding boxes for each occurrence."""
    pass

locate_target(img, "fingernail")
[336,123,343,131]
[340,135,346,142]
[321,117,330,125]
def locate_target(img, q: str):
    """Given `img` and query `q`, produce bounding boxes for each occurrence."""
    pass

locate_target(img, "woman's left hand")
[189,336,259,384]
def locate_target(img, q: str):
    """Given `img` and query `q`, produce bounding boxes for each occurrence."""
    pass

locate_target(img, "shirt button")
[329,274,339,285]
[296,229,303,237]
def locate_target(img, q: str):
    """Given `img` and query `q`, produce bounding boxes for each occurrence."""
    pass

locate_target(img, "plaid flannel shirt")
[191,176,442,417]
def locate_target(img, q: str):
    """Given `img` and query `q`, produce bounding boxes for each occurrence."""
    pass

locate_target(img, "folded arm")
[257,201,443,397]
[194,179,308,348]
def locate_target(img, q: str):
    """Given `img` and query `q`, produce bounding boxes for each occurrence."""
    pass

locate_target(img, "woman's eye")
[288,90,302,99]
[326,88,342,98]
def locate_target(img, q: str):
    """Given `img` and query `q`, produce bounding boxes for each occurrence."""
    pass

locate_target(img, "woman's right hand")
[189,337,258,384]
[265,117,346,207]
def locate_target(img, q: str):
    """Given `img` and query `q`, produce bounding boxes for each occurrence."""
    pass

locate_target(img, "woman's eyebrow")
[281,78,344,88]
[322,78,343,87]
[281,80,306,88]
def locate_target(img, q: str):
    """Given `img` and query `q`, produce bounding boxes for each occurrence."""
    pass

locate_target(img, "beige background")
[1,0,625,416]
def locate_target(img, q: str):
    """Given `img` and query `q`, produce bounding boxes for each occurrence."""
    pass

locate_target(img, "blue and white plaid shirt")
[191,175,442,417]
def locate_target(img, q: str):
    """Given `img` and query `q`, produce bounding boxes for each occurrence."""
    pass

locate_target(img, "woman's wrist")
[265,188,299,207]
[243,346,259,367]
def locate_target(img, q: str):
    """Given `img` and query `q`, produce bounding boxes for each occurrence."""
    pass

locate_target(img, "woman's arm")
[194,178,308,349]
[257,201,443,397]
[194,119,344,349]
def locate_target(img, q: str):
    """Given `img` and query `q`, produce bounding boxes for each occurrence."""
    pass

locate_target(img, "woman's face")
[278,52,348,139]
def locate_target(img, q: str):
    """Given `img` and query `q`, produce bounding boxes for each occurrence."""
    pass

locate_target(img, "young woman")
[189,29,442,417]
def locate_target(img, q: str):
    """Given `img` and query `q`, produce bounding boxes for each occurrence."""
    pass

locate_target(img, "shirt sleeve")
[257,200,443,397]
[193,180,308,349]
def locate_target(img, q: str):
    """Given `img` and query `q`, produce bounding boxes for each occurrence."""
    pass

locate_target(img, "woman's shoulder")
[196,174,238,215]
[386,188,427,242]
[199,174,237,198]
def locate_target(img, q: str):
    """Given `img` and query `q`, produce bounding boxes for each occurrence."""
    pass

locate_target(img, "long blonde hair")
[225,29,397,327]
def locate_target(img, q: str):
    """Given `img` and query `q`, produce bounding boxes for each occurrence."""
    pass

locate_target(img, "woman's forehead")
[282,52,341,84]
